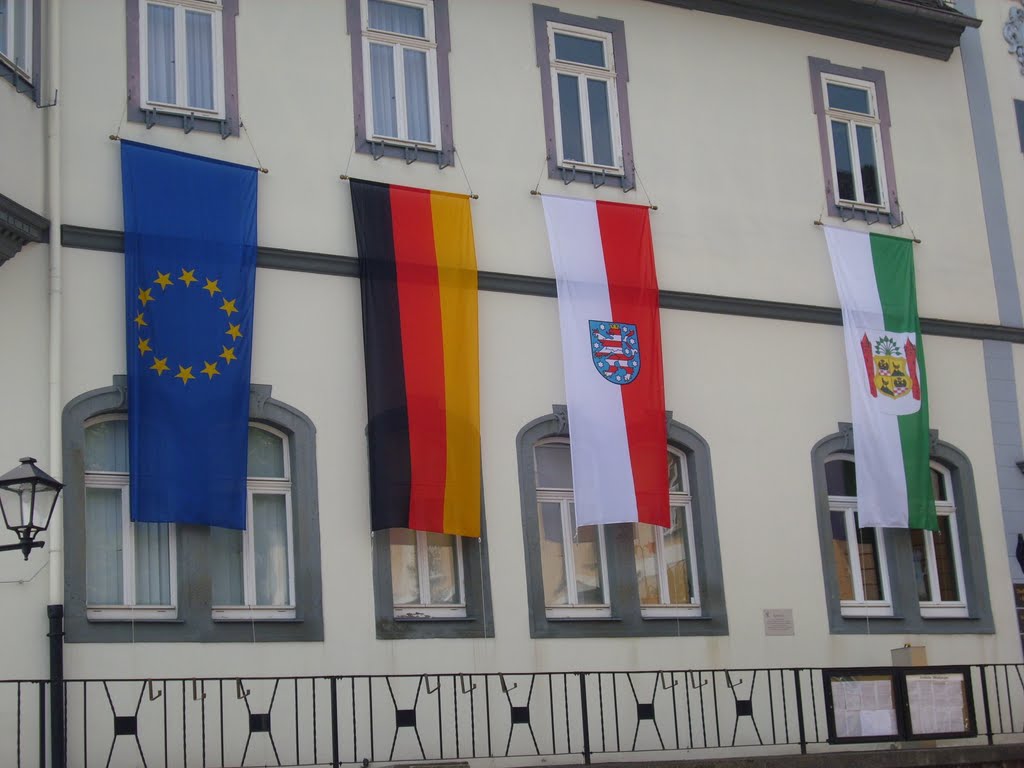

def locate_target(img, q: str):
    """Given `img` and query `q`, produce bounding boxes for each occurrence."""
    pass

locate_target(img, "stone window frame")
[811,423,994,635]
[63,378,323,643]
[345,0,456,168]
[0,0,41,103]
[125,0,241,138]
[532,4,636,191]
[809,57,902,225]
[516,406,727,639]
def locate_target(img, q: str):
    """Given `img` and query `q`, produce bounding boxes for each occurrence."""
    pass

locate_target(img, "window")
[64,380,323,643]
[0,0,31,77]
[812,424,994,635]
[126,0,240,136]
[211,426,296,620]
[635,450,700,617]
[809,58,900,223]
[825,455,892,617]
[347,0,454,165]
[84,417,177,621]
[390,529,465,618]
[533,5,635,189]
[517,407,727,639]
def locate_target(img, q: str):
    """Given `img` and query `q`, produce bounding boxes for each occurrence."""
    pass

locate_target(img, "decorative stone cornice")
[1005,2,1024,74]
[0,193,49,268]
[645,0,981,61]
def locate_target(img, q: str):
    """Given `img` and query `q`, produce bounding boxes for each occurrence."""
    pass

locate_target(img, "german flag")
[351,180,481,537]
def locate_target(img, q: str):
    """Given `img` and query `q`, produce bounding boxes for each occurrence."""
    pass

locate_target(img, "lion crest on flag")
[589,320,641,384]
[859,330,922,415]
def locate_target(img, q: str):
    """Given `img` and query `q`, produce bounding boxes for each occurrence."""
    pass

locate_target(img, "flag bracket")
[813,219,920,244]
[529,189,657,211]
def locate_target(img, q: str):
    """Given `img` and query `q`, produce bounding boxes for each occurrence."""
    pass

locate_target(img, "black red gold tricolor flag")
[351,179,481,537]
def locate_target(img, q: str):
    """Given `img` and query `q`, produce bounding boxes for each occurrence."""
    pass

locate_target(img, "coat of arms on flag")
[859,330,921,415]
[589,320,640,384]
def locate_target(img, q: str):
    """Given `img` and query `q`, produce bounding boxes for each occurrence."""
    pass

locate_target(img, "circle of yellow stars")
[135,268,243,385]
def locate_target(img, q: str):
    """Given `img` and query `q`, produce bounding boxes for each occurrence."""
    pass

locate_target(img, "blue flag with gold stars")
[121,140,257,529]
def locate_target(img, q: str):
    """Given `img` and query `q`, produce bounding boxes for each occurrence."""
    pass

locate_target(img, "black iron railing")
[3,664,1022,768]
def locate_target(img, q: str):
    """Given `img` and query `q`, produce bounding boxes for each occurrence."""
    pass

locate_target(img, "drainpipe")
[45,1,64,767]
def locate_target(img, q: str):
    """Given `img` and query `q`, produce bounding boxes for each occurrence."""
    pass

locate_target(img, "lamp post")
[0,457,62,559]
[0,457,64,768]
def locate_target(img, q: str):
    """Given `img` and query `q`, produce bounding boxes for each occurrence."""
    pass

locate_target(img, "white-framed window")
[0,0,32,77]
[84,416,178,621]
[912,464,967,618]
[822,73,888,210]
[361,0,441,148]
[548,22,622,173]
[534,439,611,618]
[389,529,466,618]
[826,454,893,617]
[139,0,225,117]
[634,449,700,617]
[211,425,296,620]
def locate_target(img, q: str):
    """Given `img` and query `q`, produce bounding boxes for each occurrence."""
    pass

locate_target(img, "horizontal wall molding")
[0,193,49,267]
[62,224,1024,345]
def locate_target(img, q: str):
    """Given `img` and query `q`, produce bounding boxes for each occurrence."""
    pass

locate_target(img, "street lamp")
[0,457,63,559]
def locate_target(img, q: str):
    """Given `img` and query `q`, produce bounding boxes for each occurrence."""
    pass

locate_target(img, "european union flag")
[121,141,257,529]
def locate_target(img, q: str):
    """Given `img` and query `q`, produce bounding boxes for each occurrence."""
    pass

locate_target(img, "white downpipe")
[46,0,63,607]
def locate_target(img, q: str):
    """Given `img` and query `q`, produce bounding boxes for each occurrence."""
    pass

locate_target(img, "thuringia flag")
[542,195,669,529]
[825,226,936,531]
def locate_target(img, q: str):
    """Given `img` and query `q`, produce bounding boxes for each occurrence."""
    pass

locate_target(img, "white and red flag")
[541,195,669,528]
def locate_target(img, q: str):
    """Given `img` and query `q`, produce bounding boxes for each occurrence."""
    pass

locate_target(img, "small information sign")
[762,608,794,636]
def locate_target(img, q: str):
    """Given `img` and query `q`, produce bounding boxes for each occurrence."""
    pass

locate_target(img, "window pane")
[390,528,421,605]
[557,74,585,163]
[248,427,285,478]
[664,506,695,604]
[535,443,573,489]
[830,509,855,601]
[369,42,398,138]
[85,420,129,473]
[86,488,124,605]
[934,516,960,601]
[147,3,177,104]
[403,48,431,143]
[634,523,660,605]
[825,459,856,496]
[827,83,871,114]
[426,532,461,604]
[553,33,605,67]
[0,0,8,57]
[856,525,885,601]
[830,121,856,202]
[368,0,425,37]
[134,523,171,605]
[668,452,686,493]
[931,469,948,501]
[571,504,605,605]
[910,528,933,602]
[587,78,613,167]
[539,502,568,606]
[855,125,881,205]
[253,494,290,606]
[185,10,214,110]
[211,527,244,605]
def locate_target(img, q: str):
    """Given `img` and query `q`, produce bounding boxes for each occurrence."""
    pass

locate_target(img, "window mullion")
[416,530,432,605]
[684,502,700,604]
[846,508,865,602]
[578,74,594,165]
[122,486,135,606]
[244,490,257,606]
[848,121,865,202]
[174,5,188,108]
[654,527,669,606]
[393,43,409,141]
[924,531,940,602]
[562,500,578,606]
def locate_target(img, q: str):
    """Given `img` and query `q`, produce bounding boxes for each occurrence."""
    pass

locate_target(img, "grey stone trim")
[516,407,727,639]
[59,224,1024,345]
[1015,100,1024,154]
[371,516,495,640]
[645,0,979,61]
[0,192,49,267]
[125,0,240,138]
[532,5,635,191]
[811,423,994,635]
[0,0,41,102]
[63,378,324,643]
[957,0,1023,329]
[345,0,456,167]
[808,58,902,226]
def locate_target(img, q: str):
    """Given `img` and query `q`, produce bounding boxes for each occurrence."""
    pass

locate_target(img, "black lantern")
[0,457,63,559]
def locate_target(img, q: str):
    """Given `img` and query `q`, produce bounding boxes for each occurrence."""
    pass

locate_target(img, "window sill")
[558,160,624,178]
[212,607,297,621]
[546,615,620,622]
[357,137,453,167]
[840,610,901,620]
[130,106,235,138]
[0,57,35,102]
[920,606,970,620]
[87,611,181,623]
[641,612,708,621]
[394,615,476,623]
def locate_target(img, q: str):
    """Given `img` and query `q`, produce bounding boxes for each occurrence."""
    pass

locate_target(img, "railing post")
[978,665,994,745]
[47,605,65,768]
[38,681,46,768]
[792,669,807,755]
[577,673,592,765]
[330,677,341,768]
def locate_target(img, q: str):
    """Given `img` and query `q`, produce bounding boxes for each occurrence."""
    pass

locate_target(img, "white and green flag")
[825,226,936,530]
